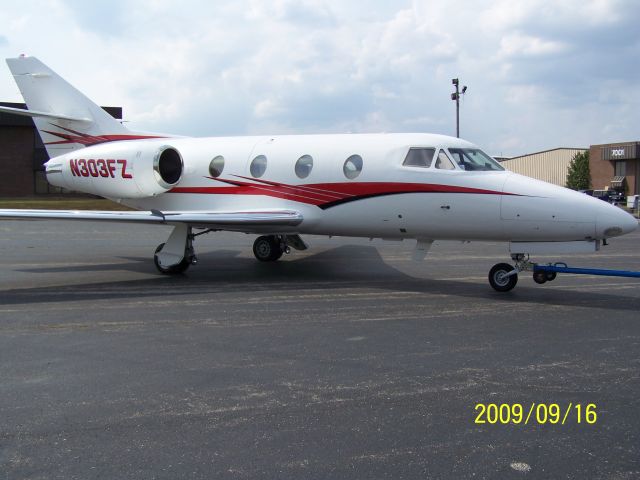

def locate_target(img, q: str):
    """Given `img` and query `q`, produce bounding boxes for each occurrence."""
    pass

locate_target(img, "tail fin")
[1,56,130,158]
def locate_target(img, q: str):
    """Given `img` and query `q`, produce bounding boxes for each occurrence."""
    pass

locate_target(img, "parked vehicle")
[593,189,625,204]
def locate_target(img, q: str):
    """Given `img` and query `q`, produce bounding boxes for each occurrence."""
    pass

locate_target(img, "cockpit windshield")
[447,148,504,171]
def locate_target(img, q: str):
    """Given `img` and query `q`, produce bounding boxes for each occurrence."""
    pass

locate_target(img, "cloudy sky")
[0,0,638,156]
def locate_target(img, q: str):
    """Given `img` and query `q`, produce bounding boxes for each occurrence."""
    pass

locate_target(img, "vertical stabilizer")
[4,56,130,158]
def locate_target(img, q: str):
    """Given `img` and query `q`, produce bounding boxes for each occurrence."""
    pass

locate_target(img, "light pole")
[451,78,467,138]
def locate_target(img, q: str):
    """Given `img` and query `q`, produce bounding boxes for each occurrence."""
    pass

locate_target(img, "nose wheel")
[488,263,518,292]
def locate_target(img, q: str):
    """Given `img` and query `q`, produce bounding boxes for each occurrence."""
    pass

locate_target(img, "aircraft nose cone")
[620,210,638,234]
[596,203,638,238]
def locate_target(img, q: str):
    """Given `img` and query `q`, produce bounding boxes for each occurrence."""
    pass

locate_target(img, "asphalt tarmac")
[1,221,639,479]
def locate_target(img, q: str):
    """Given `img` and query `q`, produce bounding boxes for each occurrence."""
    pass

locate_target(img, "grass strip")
[0,196,134,211]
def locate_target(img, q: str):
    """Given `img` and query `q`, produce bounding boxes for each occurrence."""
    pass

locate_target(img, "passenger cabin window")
[435,150,455,170]
[343,155,363,179]
[209,155,225,177]
[295,155,313,179]
[403,148,435,168]
[250,155,268,178]
[447,148,504,171]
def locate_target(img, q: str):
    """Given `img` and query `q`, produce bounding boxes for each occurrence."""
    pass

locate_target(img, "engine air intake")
[154,147,183,187]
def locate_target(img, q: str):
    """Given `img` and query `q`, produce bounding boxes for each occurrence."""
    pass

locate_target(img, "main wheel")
[253,236,283,262]
[488,263,518,292]
[153,243,191,274]
[545,271,557,282]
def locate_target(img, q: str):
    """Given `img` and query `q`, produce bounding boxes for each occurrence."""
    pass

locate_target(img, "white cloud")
[254,98,285,118]
[0,0,637,156]
[499,34,569,58]
[247,0,335,26]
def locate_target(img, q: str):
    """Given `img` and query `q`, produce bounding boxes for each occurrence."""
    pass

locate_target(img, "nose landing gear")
[488,262,519,292]
[488,254,561,291]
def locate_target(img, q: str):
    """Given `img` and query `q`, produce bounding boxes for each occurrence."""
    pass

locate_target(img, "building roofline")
[505,147,587,161]
[589,141,639,148]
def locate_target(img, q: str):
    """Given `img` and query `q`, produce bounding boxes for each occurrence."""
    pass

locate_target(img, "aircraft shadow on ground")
[2,245,640,312]
[14,250,245,275]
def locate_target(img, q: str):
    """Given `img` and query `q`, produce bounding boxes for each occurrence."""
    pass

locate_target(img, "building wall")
[589,145,615,190]
[590,142,639,195]
[501,148,587,187]
[0,126,36,196]
[0,102,122,197]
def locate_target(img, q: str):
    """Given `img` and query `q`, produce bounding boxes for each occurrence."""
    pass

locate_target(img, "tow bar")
[534,263,640,279]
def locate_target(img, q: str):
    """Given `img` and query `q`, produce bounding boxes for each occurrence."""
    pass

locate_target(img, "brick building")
[0,102,121,196]
[589,142,639,196]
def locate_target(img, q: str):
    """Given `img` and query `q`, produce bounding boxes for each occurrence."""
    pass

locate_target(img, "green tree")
[565,151,591,190]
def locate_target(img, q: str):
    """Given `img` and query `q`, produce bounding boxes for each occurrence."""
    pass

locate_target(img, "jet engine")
[45,142,184,199]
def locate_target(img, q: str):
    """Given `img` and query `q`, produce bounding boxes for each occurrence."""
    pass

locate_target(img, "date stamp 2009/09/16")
[474,403,597,425]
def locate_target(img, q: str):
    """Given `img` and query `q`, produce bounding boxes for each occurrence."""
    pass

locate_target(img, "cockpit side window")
[447,148,504,171]
[402,148,435,168]
[448,149,465,170]
[435,149,455,170]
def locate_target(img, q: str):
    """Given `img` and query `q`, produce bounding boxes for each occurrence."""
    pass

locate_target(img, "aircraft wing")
[0,208,303,232]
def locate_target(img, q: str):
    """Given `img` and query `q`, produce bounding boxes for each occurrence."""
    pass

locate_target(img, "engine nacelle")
[45,141,183,199]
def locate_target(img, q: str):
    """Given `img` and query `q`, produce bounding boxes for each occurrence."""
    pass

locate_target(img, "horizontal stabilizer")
[0,105,91,122]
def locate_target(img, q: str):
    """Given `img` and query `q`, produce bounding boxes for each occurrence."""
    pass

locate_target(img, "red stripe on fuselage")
[231,175,347,200]
[169,181,513,208]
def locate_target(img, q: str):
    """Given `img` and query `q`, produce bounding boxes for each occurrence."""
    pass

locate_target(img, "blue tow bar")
[534,263,640,279]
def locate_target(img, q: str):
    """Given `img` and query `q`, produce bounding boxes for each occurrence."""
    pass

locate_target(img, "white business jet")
[0,56,636,291]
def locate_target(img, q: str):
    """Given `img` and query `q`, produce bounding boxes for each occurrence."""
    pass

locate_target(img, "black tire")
[253,236,283,262]
[488,263,518,292]
[533,271,547,284]
[153,243,190,274]
[545,271,557,282]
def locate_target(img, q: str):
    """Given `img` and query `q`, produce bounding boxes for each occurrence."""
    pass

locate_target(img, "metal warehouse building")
[500,148,587,187]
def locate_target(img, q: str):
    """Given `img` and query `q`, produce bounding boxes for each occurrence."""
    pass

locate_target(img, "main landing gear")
[152,227,308,274]
[153,224,199,275]
[488,254,558,292]
[252,234,308,262]
[154,242,194,274]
